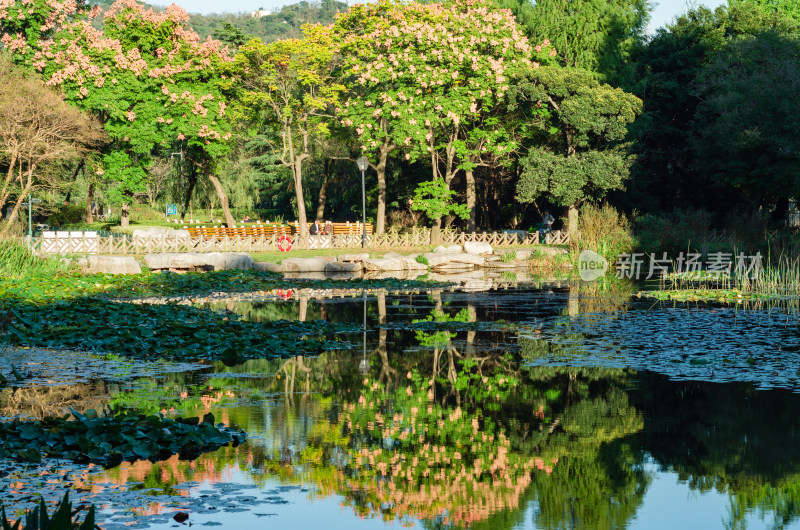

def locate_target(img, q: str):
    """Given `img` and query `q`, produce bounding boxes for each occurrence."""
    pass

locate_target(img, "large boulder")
[463,241,493,255]
[422,252,454,268]
[279,257,333,273]
[253,262,282,273]
[85,255,142,275]
[133,227,190,239]
[145,252,254,271]
[325,261,363,273]
[364,255,427,272]
[432,244,462,254]
[448,253,486,266]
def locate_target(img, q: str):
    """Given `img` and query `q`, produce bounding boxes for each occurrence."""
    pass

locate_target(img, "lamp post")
[356,156,369,248]
[22,196,41,238]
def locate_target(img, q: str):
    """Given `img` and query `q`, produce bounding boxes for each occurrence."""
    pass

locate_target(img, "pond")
[3,280,800,529]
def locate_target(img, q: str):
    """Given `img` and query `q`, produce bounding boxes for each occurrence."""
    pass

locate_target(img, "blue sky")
[155,0,729,34]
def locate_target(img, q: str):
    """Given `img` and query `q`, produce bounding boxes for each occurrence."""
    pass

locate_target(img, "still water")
[3,283,800,529]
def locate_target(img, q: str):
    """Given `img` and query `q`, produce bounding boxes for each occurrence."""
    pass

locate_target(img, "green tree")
[512,67,641,239]
[628,3,800,216]
[411,179,470,243]
[522,0,651,85]
[691,32,800,216]
[231,25,343,236]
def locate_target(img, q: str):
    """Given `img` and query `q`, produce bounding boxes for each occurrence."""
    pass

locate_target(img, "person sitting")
[325,221,333,236]
[242,215,252,223]
[310,219,321,235]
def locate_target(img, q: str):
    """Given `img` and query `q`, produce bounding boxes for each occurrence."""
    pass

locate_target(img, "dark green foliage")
[0,493,95,530]
[511,67,641,208]
[517,0,650,85]
[0,409,245,466]
[691,32,800,212]
[628,3,800,217]
[45,205,85,228]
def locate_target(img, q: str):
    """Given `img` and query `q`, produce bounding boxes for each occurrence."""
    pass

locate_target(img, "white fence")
[31,229,571,255]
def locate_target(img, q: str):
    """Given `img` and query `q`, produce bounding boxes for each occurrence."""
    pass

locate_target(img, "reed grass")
[0,238,69,279]
[664,257,800,297]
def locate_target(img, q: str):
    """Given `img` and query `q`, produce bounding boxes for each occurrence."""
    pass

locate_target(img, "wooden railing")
[181,221,374,238]
[31,229,570,255]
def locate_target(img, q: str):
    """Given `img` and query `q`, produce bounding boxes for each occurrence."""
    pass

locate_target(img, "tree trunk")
[316,171,329,221]
[568,203,579,245]
[430,218,442,245]
[376,144,391,235]
[207,174,235,227]
[294,160,308,236]
[120,202,130,228]
[465,169,476,233]
[181,167,197,222]
[0,189,28,237]
[85,181,94,224]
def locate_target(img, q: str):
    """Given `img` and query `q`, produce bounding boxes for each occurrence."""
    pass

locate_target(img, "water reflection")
[4,285,800,529]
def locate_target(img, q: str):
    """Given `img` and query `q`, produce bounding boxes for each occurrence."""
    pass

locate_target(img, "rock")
[432,244,462,254]
[337,253,370,262]
[364,256,427,272]
[325,261,363,273]
[448,253,485,266]
[253,262,282,273]
[463,241,493,255]
[514,250,533,261]
[132,227,190,238]
[85,255,142,275]
[279,257,334,273]
[363,258,406,272]
[144,252,254,271]
[432,261,476,271]
[422,252,454,268]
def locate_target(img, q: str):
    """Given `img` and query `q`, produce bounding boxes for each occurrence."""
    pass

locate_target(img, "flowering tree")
[334,0,553,233]
[1,0,237,227]
[230,25,343,236]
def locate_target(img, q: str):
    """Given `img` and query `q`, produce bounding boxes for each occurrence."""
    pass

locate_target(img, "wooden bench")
[184,224,292,239]
[184,221,373,239]
[332,222,373,235]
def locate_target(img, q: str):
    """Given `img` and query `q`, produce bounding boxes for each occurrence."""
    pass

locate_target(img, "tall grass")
[666,257,800,297]
[0,238,69,279]
[577,203,636,262]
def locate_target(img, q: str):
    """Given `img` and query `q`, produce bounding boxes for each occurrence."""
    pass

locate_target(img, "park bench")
[184,224,292,239]
[331,221,373,235]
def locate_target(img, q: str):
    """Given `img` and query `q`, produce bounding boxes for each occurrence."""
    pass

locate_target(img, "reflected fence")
[29,229,571,255]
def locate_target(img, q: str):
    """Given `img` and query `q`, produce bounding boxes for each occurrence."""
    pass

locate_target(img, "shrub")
[46,205,84,227]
